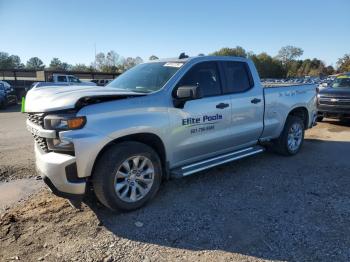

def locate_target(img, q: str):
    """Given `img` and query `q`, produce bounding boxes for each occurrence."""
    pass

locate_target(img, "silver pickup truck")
[32,74,96,88]
[25,56,317,211]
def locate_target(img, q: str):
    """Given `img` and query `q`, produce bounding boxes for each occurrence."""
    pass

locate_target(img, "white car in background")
[31,74,96,89]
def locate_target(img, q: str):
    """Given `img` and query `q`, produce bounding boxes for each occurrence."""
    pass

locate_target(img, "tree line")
[0,46,349,78]
[210,46,346,78]
[0,51,146,73]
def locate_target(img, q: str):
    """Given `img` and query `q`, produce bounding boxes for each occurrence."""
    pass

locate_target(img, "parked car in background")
[31,74,96,88]
[0,81,18,106]
[91,79,113,86]
[317,73,350,121]
[0,83,8,109]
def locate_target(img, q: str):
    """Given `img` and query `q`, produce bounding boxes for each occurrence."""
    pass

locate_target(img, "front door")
[168,61,233,167]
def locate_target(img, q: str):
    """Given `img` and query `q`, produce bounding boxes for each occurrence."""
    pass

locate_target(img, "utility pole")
[94,43,97,70]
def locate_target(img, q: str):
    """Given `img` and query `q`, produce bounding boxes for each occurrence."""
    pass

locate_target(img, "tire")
[317,116,323,122]
[93,141,162,211]
[272,116,305,156]
[0,99,7,109]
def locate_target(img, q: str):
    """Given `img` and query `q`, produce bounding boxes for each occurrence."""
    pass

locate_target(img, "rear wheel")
[93,142,162,211]
[272,116,305,156]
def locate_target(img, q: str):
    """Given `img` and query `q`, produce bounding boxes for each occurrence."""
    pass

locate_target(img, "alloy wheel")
[114,155,155,203]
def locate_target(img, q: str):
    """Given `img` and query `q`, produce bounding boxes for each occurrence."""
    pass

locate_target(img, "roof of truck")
[150,55,249,63]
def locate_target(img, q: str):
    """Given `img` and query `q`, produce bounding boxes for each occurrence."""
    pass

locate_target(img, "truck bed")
[263,83,315,88]
[262,84,317,139]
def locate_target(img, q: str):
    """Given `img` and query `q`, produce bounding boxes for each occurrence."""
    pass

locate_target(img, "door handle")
[216,103,229,109]
[251,98,262,104]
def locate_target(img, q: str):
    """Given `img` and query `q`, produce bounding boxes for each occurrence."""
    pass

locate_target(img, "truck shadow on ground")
[84,138,350,261]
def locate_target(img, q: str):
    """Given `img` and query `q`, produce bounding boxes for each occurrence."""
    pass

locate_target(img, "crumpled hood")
[34,81,96,88]
[25,85,144,112]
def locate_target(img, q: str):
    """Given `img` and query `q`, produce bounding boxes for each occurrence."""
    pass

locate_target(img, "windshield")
[331,76,350,89]
[107,62,183,93]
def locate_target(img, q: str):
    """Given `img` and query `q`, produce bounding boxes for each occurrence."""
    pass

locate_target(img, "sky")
[0,0,349,67]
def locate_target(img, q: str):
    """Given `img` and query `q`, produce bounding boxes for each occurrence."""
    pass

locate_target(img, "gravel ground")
[0,107,350,261]
[0,105,35,182]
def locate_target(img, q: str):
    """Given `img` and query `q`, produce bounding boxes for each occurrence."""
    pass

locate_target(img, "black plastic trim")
[42,176,85,200]
[65,162,86,183]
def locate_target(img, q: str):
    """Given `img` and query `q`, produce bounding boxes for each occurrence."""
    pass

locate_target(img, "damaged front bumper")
[35,143,86,199]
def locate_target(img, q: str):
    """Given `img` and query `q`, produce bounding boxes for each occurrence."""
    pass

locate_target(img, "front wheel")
[93,142,162,211]
[272,116,305,156]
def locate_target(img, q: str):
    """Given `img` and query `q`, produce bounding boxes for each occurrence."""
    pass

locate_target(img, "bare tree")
[276,46,304,65]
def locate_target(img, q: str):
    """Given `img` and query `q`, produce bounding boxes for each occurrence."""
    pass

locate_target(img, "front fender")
[73,97,171,178]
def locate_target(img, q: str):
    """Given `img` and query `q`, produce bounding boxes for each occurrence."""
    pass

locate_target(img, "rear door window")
[178,62,222,97]
[222,61,253,93]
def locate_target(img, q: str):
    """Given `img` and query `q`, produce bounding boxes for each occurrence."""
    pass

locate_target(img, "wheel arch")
[287,106,309,129]
[91,132,169,180]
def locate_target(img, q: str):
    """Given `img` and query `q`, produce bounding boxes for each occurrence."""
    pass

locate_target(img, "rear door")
[169,61,233,166]
[221,61,264,146]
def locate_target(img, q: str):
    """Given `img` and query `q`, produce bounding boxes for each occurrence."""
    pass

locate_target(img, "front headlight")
[44,115,86,130]
[44,114,85,152]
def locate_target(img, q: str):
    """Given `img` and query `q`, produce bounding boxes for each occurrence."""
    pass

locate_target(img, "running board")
[171,145,265,178]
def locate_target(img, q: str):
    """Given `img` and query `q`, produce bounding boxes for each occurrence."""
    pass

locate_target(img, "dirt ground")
[1,105,350,262]
[0,106,35,182]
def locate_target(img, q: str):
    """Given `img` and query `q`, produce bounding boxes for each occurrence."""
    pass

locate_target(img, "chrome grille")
[33,135,49,152]
[27,113,49,152]
[27,113,45,127]
[319,96,350,107]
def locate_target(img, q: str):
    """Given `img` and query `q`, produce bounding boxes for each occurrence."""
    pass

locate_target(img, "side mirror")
[321,83,328,87]
[174,85,201,108]
[176,85,200,99]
